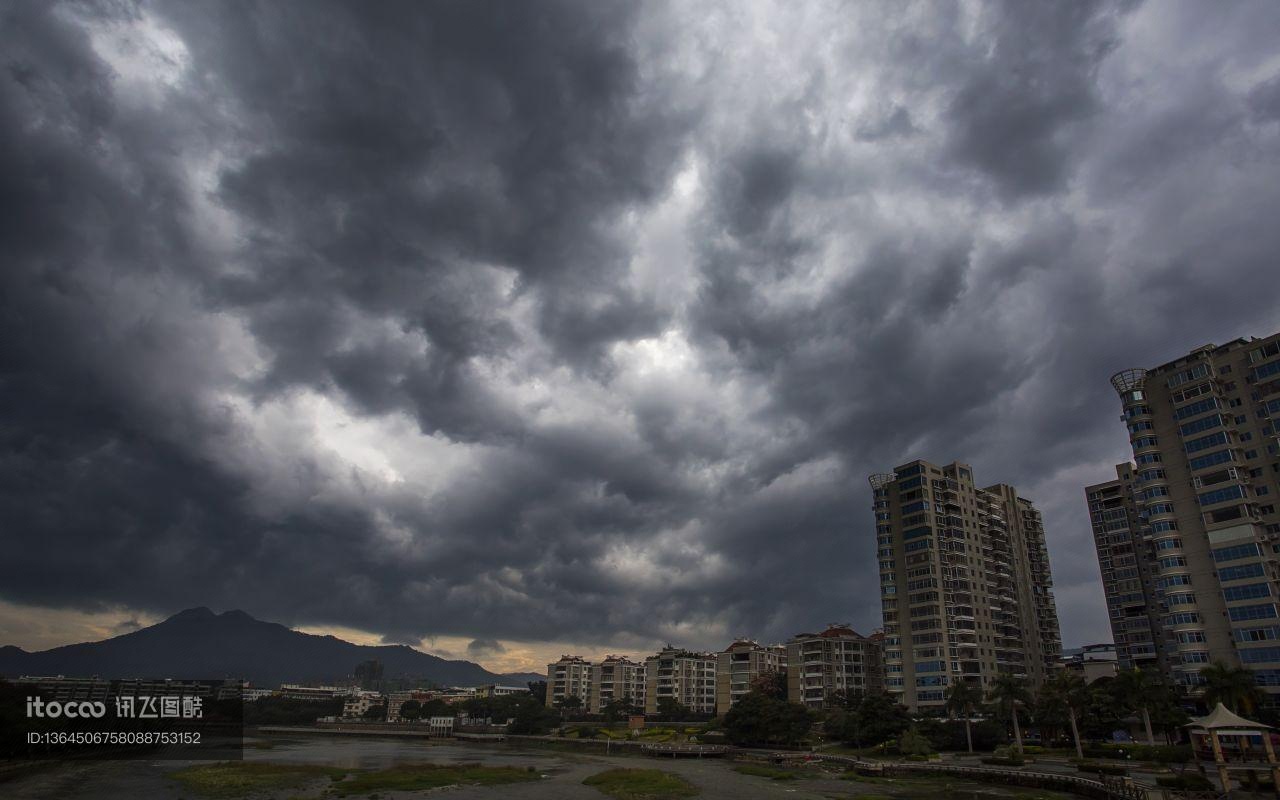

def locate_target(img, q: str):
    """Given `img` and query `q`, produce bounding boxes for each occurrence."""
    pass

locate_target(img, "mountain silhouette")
[0,608,544,688]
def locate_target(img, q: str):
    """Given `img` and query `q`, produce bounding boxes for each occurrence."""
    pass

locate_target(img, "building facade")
[1086,465,1172,672]
[715,639,787,714]
[342,690,384,718]
[1060,643,1120,684]
[785,624,883,709]
[545,655,592,709]
[1100,334,1280,698]
[588,655,646,714]
[869,459,1063,712]
[644,646,716,715]
[386,689,433,721]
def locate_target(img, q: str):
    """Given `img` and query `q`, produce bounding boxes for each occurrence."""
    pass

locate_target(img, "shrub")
[1082,743,1190,763]
[1021,745,1045,755]
[981,756,1025,766]
[1156,774,1213,790]
[897,727,935,757]
[1077,761,1128,776]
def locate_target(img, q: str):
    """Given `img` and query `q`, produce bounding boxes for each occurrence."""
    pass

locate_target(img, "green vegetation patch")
[168,762,349,797]
[733,763,800,781]
[332,763,539,796]
[583,768,700,799]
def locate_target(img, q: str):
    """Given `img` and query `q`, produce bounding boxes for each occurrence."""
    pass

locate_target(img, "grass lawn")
[583,768,700,799]
[733,763,800,781]
[331,763,540,796]
[168,762,349,797]
[170,761,539,798]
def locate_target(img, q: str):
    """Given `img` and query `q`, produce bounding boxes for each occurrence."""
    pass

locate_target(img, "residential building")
[715,639,787,714]
[1099,334,1280,698]
[545,655,592,709]
[785,624,883,709]
[474,684,527,699]
[869,460,1063,712]
[588,655,646,714]
[434,687,476,704]
[643,646,716,716]
[1086,466,1172,672]
[279,684,354,701]
[342,690,384,718]
[386,689,433,721]
[1061,644,1120,684]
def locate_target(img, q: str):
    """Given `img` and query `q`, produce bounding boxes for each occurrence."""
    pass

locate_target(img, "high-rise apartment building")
[1086,465,1172,672]
[869,460,1062,712]
[715,639,787,714]
[785,624,884,709]
[643,646,716,715]
[545,655,592,709]
[1099,334,1280,697]
[588,655,646,714]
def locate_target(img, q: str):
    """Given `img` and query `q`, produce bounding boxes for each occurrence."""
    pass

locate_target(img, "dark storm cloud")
[3,0,1280,658]
[467,638,506,658]
[945,0,1120,199]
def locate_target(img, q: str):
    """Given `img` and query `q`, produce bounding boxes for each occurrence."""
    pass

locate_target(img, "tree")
[1201,661,1263,715]
[362,702,387,721]
[945,681,983,754]
[898,726,934,756]
[420,698,453,720]
[527,681,547,705]
[1080,678,1125,740]
[988,674,1030,756]
[1039,672,1089,759]
[655,696,690,721]
[751,670,787,700]
[602,697,636,724]
[1147,685,1190,744]
[723,691,813,747]
[556,694,584,719]
[840,691,910,747]
[1112,668,1172,745]
[399,698,421,722]
[508,695,560,735]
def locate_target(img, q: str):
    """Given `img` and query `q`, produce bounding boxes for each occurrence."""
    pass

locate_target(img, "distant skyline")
[4,1,1280,676]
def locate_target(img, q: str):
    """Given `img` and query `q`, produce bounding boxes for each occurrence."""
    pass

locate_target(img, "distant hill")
[0,608,545,688]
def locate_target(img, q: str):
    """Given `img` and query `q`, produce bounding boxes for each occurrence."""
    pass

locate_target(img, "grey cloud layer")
[2,0,1280,653]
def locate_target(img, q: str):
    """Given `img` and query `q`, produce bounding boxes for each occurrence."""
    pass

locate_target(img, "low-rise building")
[1061,643,1119,683]
[427,715,456,737]
[342,690,384,718]
[386,689,434,721]
[474,684,526,699]
[715,639,787,714]
[279,684,354,702]
[786,624,883,709]
[644,646,716,716]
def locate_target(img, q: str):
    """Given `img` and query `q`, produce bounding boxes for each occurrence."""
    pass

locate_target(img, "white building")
[342,690,384,718]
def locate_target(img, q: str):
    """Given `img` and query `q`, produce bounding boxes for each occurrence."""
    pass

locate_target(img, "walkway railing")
[798,754,1153,800]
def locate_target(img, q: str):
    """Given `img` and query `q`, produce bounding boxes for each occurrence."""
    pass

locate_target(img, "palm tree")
[1201,661,1263,715]
[988,674,1031,756]
[1112,668,1161,745]
[946,680,983,754]
[1040,672,1089,759]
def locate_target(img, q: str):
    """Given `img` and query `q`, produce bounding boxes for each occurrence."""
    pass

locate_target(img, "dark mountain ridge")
[0,607,544,688]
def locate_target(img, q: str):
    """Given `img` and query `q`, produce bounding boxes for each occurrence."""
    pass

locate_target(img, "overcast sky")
[3,0,1280,674]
